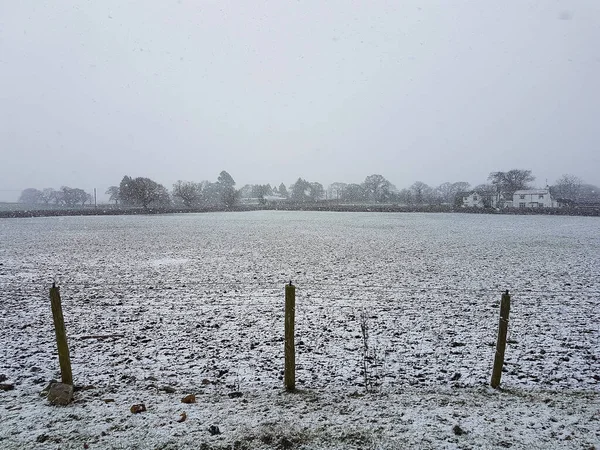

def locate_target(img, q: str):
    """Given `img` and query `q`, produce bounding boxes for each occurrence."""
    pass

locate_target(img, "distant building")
[512,189,557,208]
[461,192,486,208]
[460,191,511,208]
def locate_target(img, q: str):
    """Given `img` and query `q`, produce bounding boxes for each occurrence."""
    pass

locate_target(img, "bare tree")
[309,182,324,201]
[488,169,535,195]
[397,188,413,205]
[342,183,366,202]
[119,176,168,208]
[59,187,80,207]
[40,188,56,205]
[552,174,583,201]
[362,174,395,202]
[410,181,433,205]
[172,181,201,207]
[327,182,348,201]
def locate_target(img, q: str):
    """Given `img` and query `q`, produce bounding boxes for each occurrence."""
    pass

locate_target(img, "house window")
[539,195,544,199]
[520,195,525,199]
[519,202,526,208]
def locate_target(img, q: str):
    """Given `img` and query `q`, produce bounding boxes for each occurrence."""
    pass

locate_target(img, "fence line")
[1,282,597,393]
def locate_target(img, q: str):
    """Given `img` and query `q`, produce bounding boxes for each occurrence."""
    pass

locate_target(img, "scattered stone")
[278,437,294,449]
[47,383,74,406]
[0,384,15,391]
[451,342,466,347]
[453,425,467,436]
[103,399,115,403]
[0,374,6,382]
[40,380,58,397]
[497,441,513,448]
[30,366,41,372]
[130,403,146,414]
[208,425,221,436]
[161,386,176,394]
[36,434,49,443]
[450,373,462,381]
[228,391,243,399]
[177,412,187,423]
[181,394,196,404]
[201,378,211,385]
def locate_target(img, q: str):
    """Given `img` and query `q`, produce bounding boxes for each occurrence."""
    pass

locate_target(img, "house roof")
[513,189,550,195]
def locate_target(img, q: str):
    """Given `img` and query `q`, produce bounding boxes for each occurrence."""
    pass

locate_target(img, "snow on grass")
[0,211,599,448]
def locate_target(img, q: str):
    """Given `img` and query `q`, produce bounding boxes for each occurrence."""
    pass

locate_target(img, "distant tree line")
[18,169,600,210]
[104,171,241,209]
[18,187,92,207]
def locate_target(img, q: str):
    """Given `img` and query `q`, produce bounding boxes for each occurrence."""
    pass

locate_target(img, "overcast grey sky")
[1,1,599,201]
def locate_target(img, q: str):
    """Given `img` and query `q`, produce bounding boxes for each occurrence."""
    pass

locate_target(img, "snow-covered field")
[1,211,599,449]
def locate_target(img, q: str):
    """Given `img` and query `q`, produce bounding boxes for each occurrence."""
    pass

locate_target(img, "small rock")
[130,403,146,414]
[40,380,58,397]
[47,383,74,406]
[103,399,115,403]
[36,434,49,443]
[0,383,15,391]
[450,373,461,381]
[0,374,6,382]
[451,342,466,347]
[278,437,293,449]
[30,366,42,372]
[177,412,187,423]
[201,378,211,385]
[208,425,221,436]
[453,425,467,436]
[161,386,176,394]
[181,394,196,404]
[228,391,243,399]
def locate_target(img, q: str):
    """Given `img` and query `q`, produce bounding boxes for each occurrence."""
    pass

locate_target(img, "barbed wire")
[0,280,598,296]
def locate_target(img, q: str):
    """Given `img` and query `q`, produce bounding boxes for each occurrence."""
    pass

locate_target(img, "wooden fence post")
[50,283,73,385]
[491,290,511,388]
[284,282,296,392]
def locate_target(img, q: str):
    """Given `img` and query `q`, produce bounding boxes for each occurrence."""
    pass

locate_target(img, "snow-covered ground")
[1,211,598,449]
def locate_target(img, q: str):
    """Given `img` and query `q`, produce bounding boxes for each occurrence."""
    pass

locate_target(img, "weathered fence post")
[491,290,511,388]
[50,283,73,385]
[284,281,296,392]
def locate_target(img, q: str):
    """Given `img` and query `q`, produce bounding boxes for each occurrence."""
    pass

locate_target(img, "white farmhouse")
[512,189,557,208]
[461,192,485,207]
[461,191,510,208]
